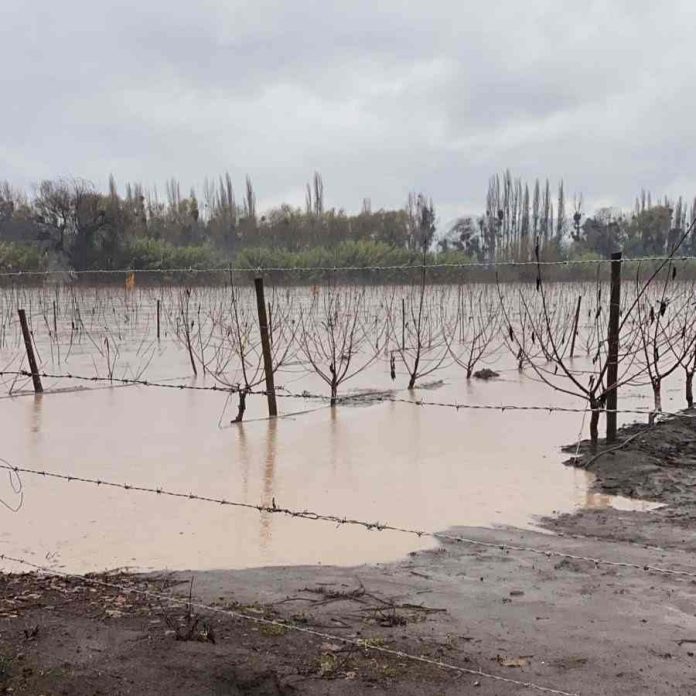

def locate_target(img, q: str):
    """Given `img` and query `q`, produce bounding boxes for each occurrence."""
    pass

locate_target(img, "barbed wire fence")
[1,457,694,580]
[1,370,693,419]
[2,252,696,277]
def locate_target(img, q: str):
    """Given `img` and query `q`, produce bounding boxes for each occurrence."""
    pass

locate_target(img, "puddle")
[0,285,673,573]
[583,489,664,513]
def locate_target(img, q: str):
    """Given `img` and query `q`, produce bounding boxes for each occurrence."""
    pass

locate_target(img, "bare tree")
[212,283,298,421]
[299,286,382,405]
[498,231,692,448]
[447,286,499,378]
[635,264,696,420]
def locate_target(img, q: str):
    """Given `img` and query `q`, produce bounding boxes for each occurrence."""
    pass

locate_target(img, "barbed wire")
[0,369,372,402]
[3,368,691,418]
[363,393,685,417]
[0,369,243,394]
[0,551,580,695]
[3,368,692,418]
[1,459,694,580]
[0,369,322,400]
[0,254,694,278]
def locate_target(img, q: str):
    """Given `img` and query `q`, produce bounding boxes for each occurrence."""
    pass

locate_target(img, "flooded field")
[0,281,681,572]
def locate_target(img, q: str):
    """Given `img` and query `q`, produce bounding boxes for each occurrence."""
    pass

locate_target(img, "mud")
[546,412,696,550]
[3,519,696,695]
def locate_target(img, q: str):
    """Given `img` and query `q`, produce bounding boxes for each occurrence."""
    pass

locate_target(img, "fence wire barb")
[1,460,694,581]
[0,550,579,696]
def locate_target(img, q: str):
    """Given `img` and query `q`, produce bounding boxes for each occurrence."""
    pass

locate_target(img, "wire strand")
[0,550,579,696]
[1,370,686,417]
[1,254,695,277]
[1,460,693,580]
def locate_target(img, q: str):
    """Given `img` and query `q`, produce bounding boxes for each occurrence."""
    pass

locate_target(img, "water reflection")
[584,490,613,509]
[237,424,250,503]
[259,418,278,549]
[30,394,43,438]
[329,405,341,473]
[579,470,661,512]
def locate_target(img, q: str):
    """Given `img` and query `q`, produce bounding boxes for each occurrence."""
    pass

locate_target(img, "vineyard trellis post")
[18,308,43,394]
[254,276,278,417]
[606,251,622,443]
[401,297,405,348]
[156,299,161,340]
[569,295,582,358]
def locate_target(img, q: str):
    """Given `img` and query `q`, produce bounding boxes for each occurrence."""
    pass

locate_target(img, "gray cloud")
[1,0,695,224]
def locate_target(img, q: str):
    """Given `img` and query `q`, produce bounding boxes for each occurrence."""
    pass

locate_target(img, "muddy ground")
[3,414,696,695]
[548,413,696,550]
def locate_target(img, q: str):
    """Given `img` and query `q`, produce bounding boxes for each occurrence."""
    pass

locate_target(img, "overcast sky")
[1,0,695,223]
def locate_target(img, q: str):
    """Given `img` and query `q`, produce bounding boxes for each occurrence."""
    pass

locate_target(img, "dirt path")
[3,415,696,695]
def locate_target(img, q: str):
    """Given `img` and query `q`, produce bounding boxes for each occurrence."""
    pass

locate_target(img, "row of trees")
[1,171,695,272]
[0,174,436,272]
[440,171,696,262]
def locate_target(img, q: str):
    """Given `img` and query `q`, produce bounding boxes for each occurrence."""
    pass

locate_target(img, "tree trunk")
[686,371,693,409]
[232,389,247,423]
[653,381,662,412]
[408,352,420,389]
[649,380,662,425]
[589,399,600,451]
[589,411,600,451]
[185,331,198,376]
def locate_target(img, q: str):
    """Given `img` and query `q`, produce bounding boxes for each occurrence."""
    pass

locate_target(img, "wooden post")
[569,295,582,357]
[267,300,273,348]
[52,300,57,336]
[254,276,277,417]
[156,299,161,340]
[458,286,463,342]
[605,251,622,443]
[401,298,406,348]
[18,309,43,394]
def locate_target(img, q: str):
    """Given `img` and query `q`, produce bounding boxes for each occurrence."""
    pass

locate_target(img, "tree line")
[0,170,694,273]
[440,171,696,263]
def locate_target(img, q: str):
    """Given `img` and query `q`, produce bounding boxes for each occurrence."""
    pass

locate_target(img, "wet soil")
[546,411,696,550]
[3,415,696,695]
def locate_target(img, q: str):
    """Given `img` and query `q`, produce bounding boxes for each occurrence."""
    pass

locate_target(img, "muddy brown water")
[0,286,671,573]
